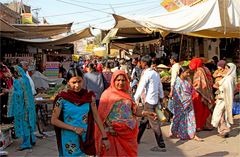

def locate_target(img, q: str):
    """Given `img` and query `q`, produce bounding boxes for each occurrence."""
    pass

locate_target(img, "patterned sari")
[95,70,138,157]
[189,58,215,130]
[172,77,196,140]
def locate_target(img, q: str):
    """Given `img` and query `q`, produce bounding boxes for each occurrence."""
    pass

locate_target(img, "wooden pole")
[179,34,184,61]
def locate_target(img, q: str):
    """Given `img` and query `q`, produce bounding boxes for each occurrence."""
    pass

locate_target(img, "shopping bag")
[232,101,240,115]
[155,105,167,122]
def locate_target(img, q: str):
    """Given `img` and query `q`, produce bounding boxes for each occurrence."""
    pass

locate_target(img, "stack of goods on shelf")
[45,62,60,79]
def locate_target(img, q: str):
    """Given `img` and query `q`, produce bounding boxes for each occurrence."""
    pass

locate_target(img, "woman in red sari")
[95,70,156,157]
[189,58,215,131]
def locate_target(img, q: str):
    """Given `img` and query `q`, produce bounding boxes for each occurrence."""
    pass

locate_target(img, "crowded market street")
[1,0,240,157]
[5,115,240,157]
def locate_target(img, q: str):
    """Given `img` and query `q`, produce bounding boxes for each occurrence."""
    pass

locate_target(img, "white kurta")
[211,63,236,127]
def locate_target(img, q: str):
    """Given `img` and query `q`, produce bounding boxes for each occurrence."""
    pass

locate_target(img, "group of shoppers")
[1,54,237,156]
[169,57,236,142]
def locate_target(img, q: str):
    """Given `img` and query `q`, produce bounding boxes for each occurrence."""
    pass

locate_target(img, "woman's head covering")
[217,60,226,68]
[226,63,236,79]
[189,58,203,70]
[110,70,130,91]
[219,63,237,86]
[98,70,134,122]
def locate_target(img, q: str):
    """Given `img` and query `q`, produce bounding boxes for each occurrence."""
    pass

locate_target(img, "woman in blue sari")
[171,66,203,141]
[51,68,110,157]
[8,65,36,150]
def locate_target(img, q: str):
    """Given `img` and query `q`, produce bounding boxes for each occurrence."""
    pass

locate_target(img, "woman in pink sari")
[189,58,215,131]
[95,70,156,157]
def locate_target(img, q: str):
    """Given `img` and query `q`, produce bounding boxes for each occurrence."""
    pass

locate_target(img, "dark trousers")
[137,103,165,146]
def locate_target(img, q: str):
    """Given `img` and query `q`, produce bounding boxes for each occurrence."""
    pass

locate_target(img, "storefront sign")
[21,13,33,24]
[160,0,183,12]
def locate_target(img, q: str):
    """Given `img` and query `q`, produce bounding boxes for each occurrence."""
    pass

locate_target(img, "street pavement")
[5,115,240,157]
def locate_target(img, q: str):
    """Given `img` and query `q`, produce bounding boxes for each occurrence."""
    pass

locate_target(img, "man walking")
[134,55,166,152]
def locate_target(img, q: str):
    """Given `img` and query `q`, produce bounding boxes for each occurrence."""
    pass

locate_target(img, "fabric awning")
[113,14,170,38]
[111,39,160,50]
[0,19,73,39]
[12,27,93,47]
[0,18,25,33]
[113,0,240,38]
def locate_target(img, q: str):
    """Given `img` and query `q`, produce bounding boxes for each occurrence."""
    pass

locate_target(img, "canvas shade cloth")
[0,20,72,39]
[0,18,26,33]
[101,27,155,44]
[113,0,240,38]
[110,38,160,50]
[93,47,118,57]
[12,28,93,46]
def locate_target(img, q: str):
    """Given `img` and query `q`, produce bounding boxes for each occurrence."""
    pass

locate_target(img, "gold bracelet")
[74,127,77,132]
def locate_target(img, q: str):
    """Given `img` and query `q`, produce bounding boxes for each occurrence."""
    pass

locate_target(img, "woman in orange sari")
[189,58,215,131]
[95,70,156,157]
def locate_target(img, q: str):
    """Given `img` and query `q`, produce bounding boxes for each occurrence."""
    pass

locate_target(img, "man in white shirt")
[169,56,180,98]
[134,55,166,152]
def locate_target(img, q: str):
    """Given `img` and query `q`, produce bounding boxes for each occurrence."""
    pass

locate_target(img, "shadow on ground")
[198,151,229,157]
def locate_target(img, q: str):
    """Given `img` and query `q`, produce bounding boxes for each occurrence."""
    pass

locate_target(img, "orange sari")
[95,70,138,157]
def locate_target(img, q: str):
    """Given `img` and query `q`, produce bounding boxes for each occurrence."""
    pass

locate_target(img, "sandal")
[217,133,229,138]
[193,136,204,142]
[16,147,31,151]
[150,146,166,152]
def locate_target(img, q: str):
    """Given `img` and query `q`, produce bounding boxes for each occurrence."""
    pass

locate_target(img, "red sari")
[189,58,215,130]
[95,70,138,157]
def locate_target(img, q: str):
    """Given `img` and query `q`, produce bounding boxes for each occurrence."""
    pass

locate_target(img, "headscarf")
[98,70,133,122]
[190,59,215,111]
[225,63,236,80]
[53,88,94,106]
[217,60,226,68]
[53,88,96,155]
[189,58,203,70]
[219,63,237,85]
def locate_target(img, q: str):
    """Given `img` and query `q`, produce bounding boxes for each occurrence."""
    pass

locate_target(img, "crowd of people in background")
[0,53,239,156]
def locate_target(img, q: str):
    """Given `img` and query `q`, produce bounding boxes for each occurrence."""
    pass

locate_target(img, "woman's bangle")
[102,137,108,140]
[73,127,77,132]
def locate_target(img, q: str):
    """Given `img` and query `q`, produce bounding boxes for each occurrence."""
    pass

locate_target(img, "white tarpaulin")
[113,0,240,38]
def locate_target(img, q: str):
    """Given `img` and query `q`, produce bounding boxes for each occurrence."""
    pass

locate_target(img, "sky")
[1,0,167,33]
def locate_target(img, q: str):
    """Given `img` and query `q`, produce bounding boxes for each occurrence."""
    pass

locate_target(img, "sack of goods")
[0,124,13,151]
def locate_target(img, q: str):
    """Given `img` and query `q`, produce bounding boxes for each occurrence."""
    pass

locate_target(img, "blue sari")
[8,66,36,148]
[55,99,90,156]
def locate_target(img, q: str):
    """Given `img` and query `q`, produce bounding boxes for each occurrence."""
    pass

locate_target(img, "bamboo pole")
[179,34,184,61]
